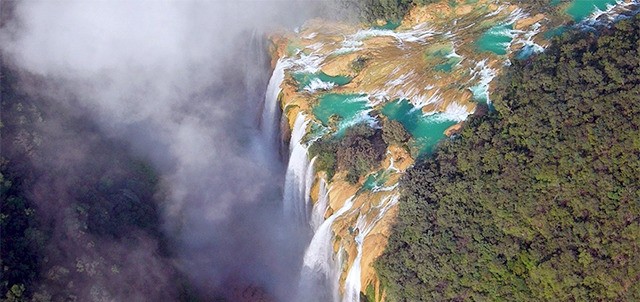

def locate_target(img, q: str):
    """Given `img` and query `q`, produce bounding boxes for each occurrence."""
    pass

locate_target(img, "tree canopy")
[376,14,640,301]
[0,66,186,301]
[340,0,440,23]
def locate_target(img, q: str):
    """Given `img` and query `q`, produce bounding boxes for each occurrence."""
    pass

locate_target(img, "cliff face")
[266,0,636,300]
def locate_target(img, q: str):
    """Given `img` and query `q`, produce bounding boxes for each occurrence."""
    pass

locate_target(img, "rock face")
[265,0,636,300]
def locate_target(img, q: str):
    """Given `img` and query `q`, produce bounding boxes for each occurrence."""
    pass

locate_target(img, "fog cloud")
[2,0,339,300]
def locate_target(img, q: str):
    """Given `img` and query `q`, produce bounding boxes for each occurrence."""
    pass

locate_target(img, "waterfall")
[261,59,288,143]
[311,178,329,231]
[343,194,400,302]
[469,60,497,104]
[283,113,313,224]
[244,29,270,123]
[343,215,367,302]
[298,197,355,302]
[304,156,317,224]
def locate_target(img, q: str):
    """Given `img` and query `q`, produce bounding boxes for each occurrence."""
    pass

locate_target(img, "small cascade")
[298,197,355,302]
[343,194,400,302]
[304,78,337,92]
[311,178,329,231]
[348,23,437,45]
[343,215,368,302]
[283,113,312,224]
[261,59,289,144]
[469,60,497,104]
[441,102,472,122]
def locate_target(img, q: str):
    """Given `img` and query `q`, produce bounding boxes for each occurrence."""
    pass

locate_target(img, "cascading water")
[283,113,313,224]
[310,178,329,231]
[261,59,289,144]
[343,194,400,302]
[469,60,497,104]
[244,29,270,123]
[304,156,317,224]
[305,78,337,92]
[343,215,368,302]
[298,197,355,302]
[268,47,341,301]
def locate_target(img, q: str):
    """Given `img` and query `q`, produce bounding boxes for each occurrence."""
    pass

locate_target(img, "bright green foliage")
[377,15,640,301]
[310,138,340,179]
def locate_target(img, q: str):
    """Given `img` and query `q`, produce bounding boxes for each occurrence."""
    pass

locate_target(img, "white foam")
[468,60,497,104]
[304,32,318,39]
[441,102,471,122]
[304,78,337,93]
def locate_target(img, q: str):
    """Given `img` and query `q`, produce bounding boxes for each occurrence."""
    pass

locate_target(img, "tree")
[382,119,410,146]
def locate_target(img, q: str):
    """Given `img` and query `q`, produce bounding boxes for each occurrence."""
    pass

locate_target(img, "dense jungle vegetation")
[377,14,640,301]
[340,0,439,23]
[0,66,193,301]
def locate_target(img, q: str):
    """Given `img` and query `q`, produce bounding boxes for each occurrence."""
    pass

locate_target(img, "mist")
[1,1,342,300]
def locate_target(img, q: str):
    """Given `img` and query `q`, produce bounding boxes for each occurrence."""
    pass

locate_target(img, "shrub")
[381,119,410,146]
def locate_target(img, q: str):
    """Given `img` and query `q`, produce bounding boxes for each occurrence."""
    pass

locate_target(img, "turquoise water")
[469,83,496,111]
[427,45,451,58]
[470,83,489,104]
[566,0,617,22]
[374,20,401,30]
[363,169,390,190]
[313,93,371,136]
[425,43,462,73]
[476,23,514,55]
[434,56,462,72]
[544,26,568,39]
[551,0,562,6]
[515,45,538,60]
[304,120,330,143]
[292,72,351,91]
[381,100,457,155]
[470,83,496,111]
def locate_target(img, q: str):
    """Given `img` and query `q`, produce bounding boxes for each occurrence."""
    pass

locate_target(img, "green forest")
[341,0,559,24]
[0,67,193,301]
[340,0,439,23]
[376,14,640,301]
